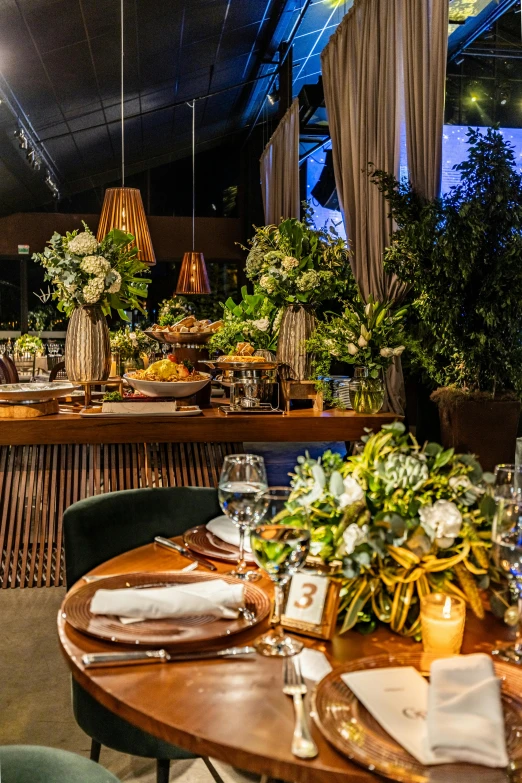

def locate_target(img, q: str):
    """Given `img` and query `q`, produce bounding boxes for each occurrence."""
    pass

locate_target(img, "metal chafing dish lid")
[199,360,279,371]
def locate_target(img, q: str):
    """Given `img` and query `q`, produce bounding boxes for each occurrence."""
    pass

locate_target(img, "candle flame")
[442,595,452,619]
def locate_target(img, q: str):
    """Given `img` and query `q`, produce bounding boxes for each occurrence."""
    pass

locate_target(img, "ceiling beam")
[448,0,519,61]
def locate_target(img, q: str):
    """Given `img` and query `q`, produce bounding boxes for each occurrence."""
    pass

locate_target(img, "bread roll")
[179,326,190,333]
[174,315,196,329]
[207,320,223,333]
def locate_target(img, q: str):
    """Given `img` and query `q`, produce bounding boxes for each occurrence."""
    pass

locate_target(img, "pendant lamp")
[97,0,155,265]
[175,101,211,294]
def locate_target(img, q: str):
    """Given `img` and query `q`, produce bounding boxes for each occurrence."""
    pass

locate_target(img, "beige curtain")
[260,98,300,224]
[403,0,448,199]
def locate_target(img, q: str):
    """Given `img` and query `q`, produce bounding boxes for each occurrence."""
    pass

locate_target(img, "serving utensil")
[154,536,217,571]
[283,656,318,759]
[82,645,257,668]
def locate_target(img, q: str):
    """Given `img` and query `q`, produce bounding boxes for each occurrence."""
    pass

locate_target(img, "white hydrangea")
[68,232,98,256]
[342,523,369,555]
[282,256,299,270]
[339,476,365,509]
[260,274,276,293]
[252,317,270,332]
[297,270,319,292]
[82,276,105,304]
[107,270,122,294]
[80,255,110,276]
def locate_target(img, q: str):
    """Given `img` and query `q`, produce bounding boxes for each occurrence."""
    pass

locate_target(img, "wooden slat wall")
[0,442,243,589]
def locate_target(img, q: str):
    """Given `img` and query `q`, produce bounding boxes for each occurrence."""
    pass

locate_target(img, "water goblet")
[494,464,522,499]
[492,497,522,663]
[218,454,268,581]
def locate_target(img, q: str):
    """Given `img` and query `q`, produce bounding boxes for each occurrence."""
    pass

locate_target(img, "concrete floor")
[0,588,261,783]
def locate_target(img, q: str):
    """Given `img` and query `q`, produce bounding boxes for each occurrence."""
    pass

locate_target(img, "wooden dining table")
[57,538,515,783]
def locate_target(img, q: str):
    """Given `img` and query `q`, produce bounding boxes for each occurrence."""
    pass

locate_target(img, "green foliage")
[110,327,150,361]
[243,206,355,308]
[208,285,280,355]
[14,334,44,355]
[371,128,522,395]
[156,296,194,326]
[102,391,124,402]
[32,223,150,321]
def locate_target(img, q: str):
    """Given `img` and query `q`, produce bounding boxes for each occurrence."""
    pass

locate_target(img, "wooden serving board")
[0,399,59,418]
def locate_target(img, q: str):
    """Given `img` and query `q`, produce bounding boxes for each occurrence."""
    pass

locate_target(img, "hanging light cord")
[190,99,195,251]
[121,0,125,188]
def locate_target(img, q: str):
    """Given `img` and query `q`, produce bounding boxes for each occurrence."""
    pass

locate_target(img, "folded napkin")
[427,653,508,768]
[206,515,252,553]
[90,579,244,622]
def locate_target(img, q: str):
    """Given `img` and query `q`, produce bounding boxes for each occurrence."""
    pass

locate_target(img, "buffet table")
[0,407,398,589]
[58,539,513,783]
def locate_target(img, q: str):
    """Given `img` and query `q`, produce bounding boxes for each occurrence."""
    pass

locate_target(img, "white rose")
[252,318,270,332]
[357,335,368,348]
[68,232,99,256]
[339,476,364,509]
[380,347,394,358]
[342,523,369,555]
[419,500,463,549]
[393,345,405,356]
[347,343,359,356]
[449,475,473,492]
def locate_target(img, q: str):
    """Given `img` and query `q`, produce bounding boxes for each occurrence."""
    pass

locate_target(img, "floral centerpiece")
[281,422,495,637]
[14,334,44,357]
[32,223,150,382]
[156,296,194,327]
[110,327,150,373]
[209,286,280,355]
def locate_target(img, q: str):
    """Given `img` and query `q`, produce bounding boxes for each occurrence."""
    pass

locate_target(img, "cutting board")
[0,399,59,418]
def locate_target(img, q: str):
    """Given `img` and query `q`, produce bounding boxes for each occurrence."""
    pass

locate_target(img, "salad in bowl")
[124,357,210,398]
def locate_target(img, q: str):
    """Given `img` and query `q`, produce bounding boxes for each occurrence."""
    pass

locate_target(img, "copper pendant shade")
[176,251,211,294]
[97,187,156,265]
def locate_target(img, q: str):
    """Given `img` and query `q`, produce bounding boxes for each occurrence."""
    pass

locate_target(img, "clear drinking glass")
[494,464,522,499]
[218,454,268,581]
[251,515,311,657]
[492,497,522,663]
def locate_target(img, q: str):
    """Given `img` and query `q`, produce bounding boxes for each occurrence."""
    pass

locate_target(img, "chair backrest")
[0,745,120,783]
[49,360,67,381]
[63,486,221,588]
[0,354,19,383]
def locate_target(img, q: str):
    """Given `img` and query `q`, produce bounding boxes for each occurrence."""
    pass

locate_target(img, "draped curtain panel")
[260,98,300,225]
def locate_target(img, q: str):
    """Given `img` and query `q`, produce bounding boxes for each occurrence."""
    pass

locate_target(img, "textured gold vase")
[65,305,111,382]
[276,305,316,380]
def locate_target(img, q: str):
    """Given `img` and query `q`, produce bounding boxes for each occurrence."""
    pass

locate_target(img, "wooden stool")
[281,380,323,414]
[77,377,124,408]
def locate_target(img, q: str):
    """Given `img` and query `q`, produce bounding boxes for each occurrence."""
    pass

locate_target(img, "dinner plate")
[312,651,522,783]
[183,524,256,564]
[62,571,269,647]
[0,381,75,402]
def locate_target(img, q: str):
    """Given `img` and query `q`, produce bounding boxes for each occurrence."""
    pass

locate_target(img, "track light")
[14,127,28,150]
[26,149,42,170]
[267,89,279,106]
[45,169,60,199]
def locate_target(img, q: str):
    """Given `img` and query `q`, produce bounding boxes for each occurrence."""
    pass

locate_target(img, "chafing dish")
[200,360,279,411]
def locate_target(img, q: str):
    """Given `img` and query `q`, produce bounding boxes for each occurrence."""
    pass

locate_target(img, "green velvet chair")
[63,487,223,783]
[0,745,120,783]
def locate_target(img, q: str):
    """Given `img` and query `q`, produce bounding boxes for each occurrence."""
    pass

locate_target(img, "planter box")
[435,396,521,471]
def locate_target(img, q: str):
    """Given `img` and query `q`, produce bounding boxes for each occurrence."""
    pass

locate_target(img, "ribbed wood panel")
[0,441,242,588]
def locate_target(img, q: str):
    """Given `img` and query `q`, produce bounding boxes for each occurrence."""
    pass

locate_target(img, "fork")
[283,656,319,759]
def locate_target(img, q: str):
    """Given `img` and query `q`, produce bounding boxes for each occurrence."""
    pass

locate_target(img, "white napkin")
[296,648,332,683]
[427,653,508,768]
[206,515,252,553]
[90,579,245,622]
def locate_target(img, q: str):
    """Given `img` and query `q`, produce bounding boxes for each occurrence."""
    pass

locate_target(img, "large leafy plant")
[209,286,280,354]
[371,128,522,395]
[281,422,496,636]
[33,223,150,320]
[244,207,353,308]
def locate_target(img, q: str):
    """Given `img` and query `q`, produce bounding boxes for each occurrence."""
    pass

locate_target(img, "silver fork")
[282,656,318,759]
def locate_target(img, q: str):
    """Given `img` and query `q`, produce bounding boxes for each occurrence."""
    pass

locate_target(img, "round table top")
[57,540,514,783]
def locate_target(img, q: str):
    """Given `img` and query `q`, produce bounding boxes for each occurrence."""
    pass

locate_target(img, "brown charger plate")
[62,571,269,648]
[183,524,256,564]
[312,651,522,783]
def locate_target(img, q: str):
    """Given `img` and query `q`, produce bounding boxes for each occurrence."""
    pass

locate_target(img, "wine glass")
[494,464,522,499]
[218,454,268,581]
[492,497,522,663]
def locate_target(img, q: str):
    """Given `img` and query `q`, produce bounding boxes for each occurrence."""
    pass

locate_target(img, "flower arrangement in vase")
[307,294,406,412]
[209,286,280,356]
[280,422,496,637]
[33,224,150,382]
[14,334,44,357]
[110,327,151,374]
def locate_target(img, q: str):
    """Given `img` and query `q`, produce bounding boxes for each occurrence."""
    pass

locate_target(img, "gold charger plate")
[63,571,269,648]
[183,525,256,564]
[312,651,522,783]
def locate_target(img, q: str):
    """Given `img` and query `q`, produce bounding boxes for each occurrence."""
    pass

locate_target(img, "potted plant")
[244,207,352,379]
[307,294,406,412]
[371,129,522,469]
[209,286,280,357]
[33,224,150,383]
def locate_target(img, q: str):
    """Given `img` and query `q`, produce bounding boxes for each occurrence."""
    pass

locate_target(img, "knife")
[154,536,217,571]
[82,645,256,668]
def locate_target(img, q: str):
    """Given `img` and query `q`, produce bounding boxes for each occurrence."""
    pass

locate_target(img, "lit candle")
[420,593,466,656]
[110,358,117,377]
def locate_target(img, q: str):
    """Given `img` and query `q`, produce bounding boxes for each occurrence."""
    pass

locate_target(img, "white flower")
[339,476,364,509]
[297,270,320,292]
[310,541,324,556]
[68,232,98,256]
[393,345,405,356]
[329,470,345,497]
[107,270,121,294]
[82,276,105,304]
[342,523,369,555]
[252,318,270,332]
[282,256,299,270]
[357,335,368,348]
[419,500,463,549]
[260,274,276,293]
[347,342,359,356]
[80,255,110,276]
[273,309,283,330]
[449,475,473,492]
[380,347,394,358]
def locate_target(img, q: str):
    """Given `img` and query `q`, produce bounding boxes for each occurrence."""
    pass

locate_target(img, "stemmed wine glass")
[494,464,522,499]
[492,496,522,663]
[250,487,311,657]
[218,454,268,581]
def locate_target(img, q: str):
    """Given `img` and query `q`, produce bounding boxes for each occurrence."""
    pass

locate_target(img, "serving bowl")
[123,372,211,398]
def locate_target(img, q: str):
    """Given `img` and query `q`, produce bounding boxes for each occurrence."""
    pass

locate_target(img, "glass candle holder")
[420,593,466,655]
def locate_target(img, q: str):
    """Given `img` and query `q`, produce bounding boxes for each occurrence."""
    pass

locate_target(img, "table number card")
[281,572,340,640]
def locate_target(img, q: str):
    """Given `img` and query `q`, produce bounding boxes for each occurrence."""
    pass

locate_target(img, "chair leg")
[201,757,226,783]
[156,759,170,783]
[90,740,101,763]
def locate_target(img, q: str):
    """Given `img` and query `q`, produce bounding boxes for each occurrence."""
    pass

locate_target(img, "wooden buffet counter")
[0,406,398,589]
